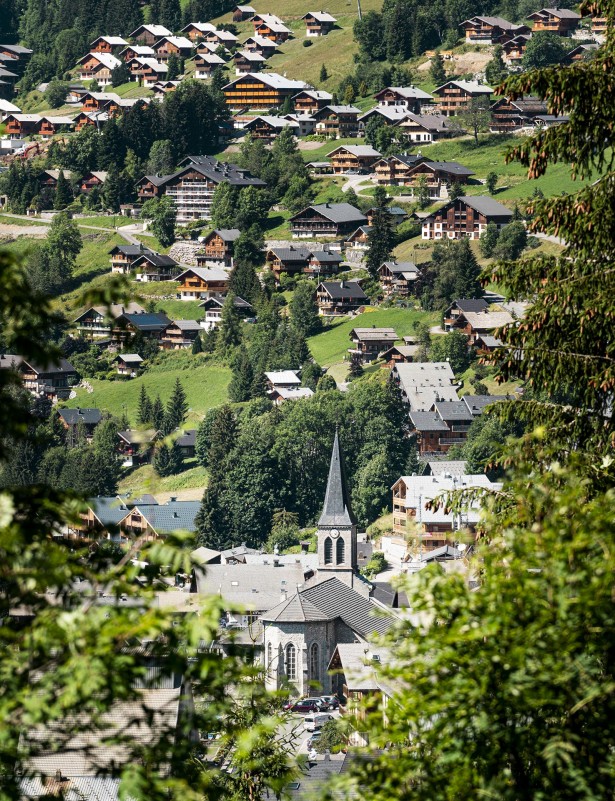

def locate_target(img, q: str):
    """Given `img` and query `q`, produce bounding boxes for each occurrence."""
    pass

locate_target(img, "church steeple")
[317,430,357,583]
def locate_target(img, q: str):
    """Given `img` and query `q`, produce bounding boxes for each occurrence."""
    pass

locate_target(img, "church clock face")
[330,529,340,539]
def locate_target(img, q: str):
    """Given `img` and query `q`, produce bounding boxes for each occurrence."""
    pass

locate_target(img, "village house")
[316,280,368,315]
[199,295,253,330]
[292,89,332,114]
[313,105,361,139]
[80,171,108,193]
[152,79,182,94]
[501,34,532,65]
[446,307,515,345]
[193,52,226,79]
[490,96,549,132]
[327,144,380,174]
[527,7,581,35]
[131,252,180,282]
[233,4,257,21]
[78,52,121,85]
[328,644,394,730]
[561,43,599,64]
[305,248,344,278]
[198,228,241,268]
[378,261,420,297]
[234,49,267,75]
[589,13,608,37]
[373,153,425,185]
[152,35,195,60]
[204,28,239,47]
[348,328,398,363]
[243,34,279,57]
[269,386,314,404]
[0,98,21,117]
[243,115,299,140]
[421,196,513,240]
[365,206,407,227]
[160,320,202,349]
[433,80,493,116]
[373,86,435,113]
[290,202,367,238]
[137,155,265,223]
[399,160,475,200]
[460,15,531,43]
[111,311,172,346]
[75,495,200,541]
[302,11,337,35]
[175,429,197,458]
[13,357,77,401]
[380,342,420,368]
[114,353,143,376]
[0,44,32,73]
[196,40,229,55]
[431,399,474,449]
[4,113,40,138]
[223,72,309,108]
[80,91,122,112]
[391,361,458,410]
[266,245,312,280]
[90,36,128,53]
[73,302,145,340]
[358,105,413,131]
[120,43,156,61]
[39,169,76,193]
[443,297,489,330]
[344,225,372,252]
[391,473,499,547]
[129,24,172,45]
[251,13,292,42]
[127,57,168,86]
[175,266,229,300]
[116,431,159,466]
[57,407,102,440]
[34,115,74,138]
[109,244,154,274]
[407,410,451,455]
[283,112,317,136]
[398,112,465,143]
[265,370,302,394]
[181,21,216,40]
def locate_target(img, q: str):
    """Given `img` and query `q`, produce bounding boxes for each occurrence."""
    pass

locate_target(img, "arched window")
[324,537,333,564]
[336,536,345,565]
[309,642,319,681]
[267,641,273,674]
[285,643,297,680]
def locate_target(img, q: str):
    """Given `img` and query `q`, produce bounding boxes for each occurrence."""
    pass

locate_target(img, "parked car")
[284,697,326,714]
[319,695,340,710]
[304,713,333,732]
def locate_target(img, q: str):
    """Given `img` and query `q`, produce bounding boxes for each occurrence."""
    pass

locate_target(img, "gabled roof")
[267,245,311,261]
[302,11,337,21]
[129,24,172,37]
[265,370,301,385]
[252,14,292,32]
[131,253,178,269]
[79,52,121,70]
[91,36,128,46]
[447,297,489,314]
[462,394,508,415]
[528,7,581,19]
[74,302,145,323]
[439,195,513,218]
[262,591,332,622]
[350,327,398,342]
[294,202,367,225]
[118,312,171,332]
[204,228,241,242]
[380,261,418,274]
[154,35,195,49]
[426,459,467,477]
[374,85,434,101]
[176,429,197,447]
[315,104,361,117]
[292,89,332,101]
[318,429,356,528]
[136,500,201,534]
[327,144,380,158]
[434,80,493,94]
[301,577,393,638]
[116,353,143,364]
[461,15,524,29]
[433,400,474,422]
[223,71,308,91]
[243,34,279,48]
[235,49,266,61]
[175,266,229,282]
[358,106,412,123]
[236,4,257,11]
[57,408,102,426]
[417,160,475,177]
[245,115,298,131]
[310,249,343,263]
[318,280,367,300]
[108,244,154,257]
[120,44,155,56]
[181,21,217,33]
[458,310,514,330]
[166,319,201,331]
[408,410,450,432]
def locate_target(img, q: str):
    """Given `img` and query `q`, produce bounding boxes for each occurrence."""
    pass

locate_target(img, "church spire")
[318,429,356,528]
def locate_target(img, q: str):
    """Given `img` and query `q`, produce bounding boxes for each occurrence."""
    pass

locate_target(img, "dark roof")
[433,401,474,423]
[136,500,201,534]
[118,312,171,332]
[318,281,367,301]
[108,244,154,258]
[268,246,311,262]
[456,196,513,217]
[199,296,253,310]
[297,203,367,225]
[301,577,392,638]
[57,408,102,426]
[262,591,333,623]
[176,429,197,447]
[318,430,356,528]
[461,394,508,415]
[310,250,343,263]
[408,411,450,432]
[448,298,489,314]
[20,358,76,376]
[422,160,475,177]
[131,253,177,268]
[206,228,241,242]
[140,156,265,190]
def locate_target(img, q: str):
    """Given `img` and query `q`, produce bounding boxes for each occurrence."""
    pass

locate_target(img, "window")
[267,642,273,674]
[324,537,333,564]
[310,642,319,680]
[285,643,297,680]
[336,537,345,564]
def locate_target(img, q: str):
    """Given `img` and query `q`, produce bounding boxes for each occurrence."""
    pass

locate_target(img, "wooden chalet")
[290,202,367,238]
[398,113,464,143]
[4,113,40,138]
[443,298,489,330]
[302,11,337,36]
[408,410,452,455]
[305,248,343,278]
[90,36,128,53]
[127,57,168,87]
[445,307,514,345]
[501,34,531,65]
[108,244,154,274]
[131,253,179,282]
[57,407,102,438]
[313,105,361,139]
[194,53,226,79]
[17,358,77,401]
[490,96,549,132]
[378,261,420,297]
[266,245,312,281]
[78,52,121,86]
[345,225,372,252]
[561,43,599,64]
[128,24,172,45]
[199,295,253,329]
[204,29,238,47]
[365,206,407,227]
[233,4,256,21]
[35,115,74,138]
[234,49,266,75]
[283,112,316,136]
[120,44,156,62]
[373,86,434,114]
[152,36,195,60]
[250,14,292,42]
[175,429,197,458]
[527,7,581,35]
[358,105,414,132]
[243,35,279,58]
[326,144,380,173]
[197,228,241,267]
[80,91,121,113]
[222,72,308,108]
[316,281,368,315]
[39,169,75,191]
[243,115,299,140]
[181,22,217,40]
[152,80,182,94]
[175,266,229,300]
[0,44,32,74]
[116,432,159,467]
[74,111,107,132]
[589,14,608,35]
[348,327,398,363]
[380,342,420,368]
[73,302,145,339]
[111,311,172,346]
[373,153,425,185]
[80,171,108,193]
[396,160,475,200]
[433,80,493,116]
[114,353,143,376]
[460,16,530,44]
[160,320,202,349]
[292,89,332,114]
[422,196,513,240]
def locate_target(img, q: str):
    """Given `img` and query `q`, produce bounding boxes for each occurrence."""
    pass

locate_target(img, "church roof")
[318,430,356,528]
[301,577,392,638]
[262,591,332,622]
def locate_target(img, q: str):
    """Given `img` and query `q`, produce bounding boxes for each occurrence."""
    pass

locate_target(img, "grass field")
[118,459,208,498]
[308,307,438,366]
[154,299,203,320]
[63,358,231,424]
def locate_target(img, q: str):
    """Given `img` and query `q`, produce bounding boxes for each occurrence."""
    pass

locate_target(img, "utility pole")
[357,0,363,21]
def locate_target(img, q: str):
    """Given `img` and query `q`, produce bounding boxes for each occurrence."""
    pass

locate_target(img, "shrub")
[303,39,312,47]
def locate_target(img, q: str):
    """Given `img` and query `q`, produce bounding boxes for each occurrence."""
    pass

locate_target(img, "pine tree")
[228,345,254,403]
[164,377,188,433]
[210,182,238,228]
[228,260,260,303]
[347,354,364,381]
[154,442,182,476]
[365,187,394,279]
[151,394,165,429]
[192,333,203,354]
[429,52,446,86]
[53,170,72,210]
[479,222,500,258]
[216,292,243,356]
[319,64,328,82]
[136,385,152,425]
[160,0,181,30]
[167,53,180,81]
[102,168,121,212]
[289,280,320,337]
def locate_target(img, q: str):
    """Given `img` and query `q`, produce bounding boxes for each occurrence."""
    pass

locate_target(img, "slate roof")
[318,430,356,528]
[57,408,102,426]
[119,312,171,332]
[167,319,201,332]
[462,394,508,415]
[400,113,464,132]
[358,106,412,123]
[245,115,298,130]
[310,249,343,263]
[409,411,450,432]
[132,253,177,268]
[176,429,197,447]
[435,80,493,94]
[136,500,201,534]
[20,776,121,801]
[529,7,581,18]
[462,15,524,28]
[262,591,332,622]
[375,85,434,101]
[318,281,367,301]
[303,10,337,21]
[459,310,514,330]
[175,266,229,282]
[147,157,266,190]
[351,327,398,342]
[191,545,221,564]
[90,496,131,527]
[448,297,489,314]
[235,49,266,61]
[380,260,418,274]
[270,387,314,401]
[304,203,367,224]
[422,160,475,177]
[192,563,308,608]
[223,71,306,91]
[268,246,312,262]
[433,400,474,423]
[457,195,513,217]
[327,145,380,158]
[425,459,468,477]
[116,353,143,364]
[265,370,301,385]
[301,577,392,638]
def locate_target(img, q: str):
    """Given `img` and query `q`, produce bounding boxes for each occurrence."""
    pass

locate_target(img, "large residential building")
[129,24,172,44]
[421,196,513,240]
[490,96,549,132]
[316,281,368,315]
[375,157,473,199]
[290,203,367,238]
[373,86,434,113]
[136,155,265,223]
[433,80,493,116]
[175,266,229,301]
[313,105,361,138]
[222,72,309,108]
[292,89,332,114]
[327,144,381,174]
[73,302,145,339]
[527,7,581,35]
[460,15,530,43]
[78,52,121,85]
[391,361,458,410]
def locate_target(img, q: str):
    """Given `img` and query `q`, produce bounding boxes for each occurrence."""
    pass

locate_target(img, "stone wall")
[169,241,205,266]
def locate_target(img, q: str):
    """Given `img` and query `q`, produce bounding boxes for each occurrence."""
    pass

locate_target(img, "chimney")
[173,511,179,518]
[323,751,331,762]
[280,589,287,602]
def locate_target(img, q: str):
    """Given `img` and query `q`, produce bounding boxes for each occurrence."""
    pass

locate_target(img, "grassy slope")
[308,307,438,366]
[118,459,208,497]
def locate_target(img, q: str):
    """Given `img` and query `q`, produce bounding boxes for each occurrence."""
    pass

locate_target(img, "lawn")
[155,299,203,320]
[308,307,438,366]
[63,359,231,424]
[118,459,209,498]
[0,213,50,227]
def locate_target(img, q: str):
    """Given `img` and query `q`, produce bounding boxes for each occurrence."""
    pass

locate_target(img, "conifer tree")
[53,170,72,210]
[429,52,446,86]
[136,385,152,425]
[151,394,165,429]
[228,345,254,403]
[192,333,203,354]
[216,292,243,356]
[164,377,188,433]
[229,259,261,303]
[365,186,394,279]
[320,64,328,82]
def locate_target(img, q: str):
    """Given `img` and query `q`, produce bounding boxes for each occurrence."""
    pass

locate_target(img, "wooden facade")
[501,34,531,64]
[223,73,306,108]
[290,203,367,238]
[378,262,419,297]
[292,89,331,114]
[490,96,549,132]
[160,320,202,349]
[527,8,581,35]
[460,16,530,44]
[233,4,256,21]
[129,25,172,45]
[4,113,39,137]
[327,145,379,173]
[302,12,336,36]
[422,196,513,240]
[434,80,492,116]
[176,267,229,300]
[153,37,195,61]
[316,281,368,315]
[197,229,240,267]
[266,246,311,281]
[78,53,120,86]
[313,106,360,139]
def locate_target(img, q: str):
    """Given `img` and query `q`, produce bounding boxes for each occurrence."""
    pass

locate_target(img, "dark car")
[319,695,340,710]
[284,698,325,714]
